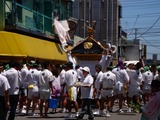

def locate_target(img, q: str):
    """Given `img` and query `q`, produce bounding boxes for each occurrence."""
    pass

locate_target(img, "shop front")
[0,31,67,64]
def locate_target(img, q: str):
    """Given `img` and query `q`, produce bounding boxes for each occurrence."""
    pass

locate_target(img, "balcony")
[5,2,55,40]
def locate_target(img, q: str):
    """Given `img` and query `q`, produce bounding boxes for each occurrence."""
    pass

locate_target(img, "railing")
[5,2,53,36]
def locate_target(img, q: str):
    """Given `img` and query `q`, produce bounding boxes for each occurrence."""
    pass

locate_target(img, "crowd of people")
[0,51,160,120]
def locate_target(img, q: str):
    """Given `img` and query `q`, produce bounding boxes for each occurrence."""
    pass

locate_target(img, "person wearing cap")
[63,62,79,118]
[112,60,129,113]
[2,61,21,120]
[99,66,116,117]
[93,64,103,115]
[0,71,10,120]
[4,64,10,72]
[25,60,41,116]
[76,66,94,120]
[141,66,153,104]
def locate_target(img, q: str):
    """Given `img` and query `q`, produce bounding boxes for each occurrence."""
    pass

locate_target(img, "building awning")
[0,31,67,62]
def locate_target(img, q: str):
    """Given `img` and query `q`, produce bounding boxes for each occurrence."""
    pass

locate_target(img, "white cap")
[81,66,90,73]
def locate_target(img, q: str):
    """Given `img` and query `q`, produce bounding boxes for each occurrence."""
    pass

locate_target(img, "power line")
[127,15,139,37]
[137,17,160,38]
[137,30,160,49]
[120,0,160,58]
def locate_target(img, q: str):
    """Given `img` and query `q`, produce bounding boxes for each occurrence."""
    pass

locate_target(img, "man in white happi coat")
[99,66,116,117]
[76,67,94,120]
[39,61,54,118]
[0,71,10,120]
[2,61,21,120]
[126,62,143,112]
[63,62,79,118]
[142,66,153,104]
[93,64,103,115]
[112,60,129,113]
[25,61,41,116]
[18,63,29,114]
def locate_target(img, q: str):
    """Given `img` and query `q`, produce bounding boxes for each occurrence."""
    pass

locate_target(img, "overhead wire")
[120,0,160,58]
[137,30,160,49]
[137,17,160,38]
[127,15,139,37]
[121,0,160,37]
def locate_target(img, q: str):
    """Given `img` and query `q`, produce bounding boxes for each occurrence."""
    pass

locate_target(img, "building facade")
[73,0,122,63]
[0,0,74,63]
[123,39,146,61]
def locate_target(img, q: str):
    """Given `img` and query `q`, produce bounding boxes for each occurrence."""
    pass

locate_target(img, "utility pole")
[134,28,142,59]
[135,28,137,40]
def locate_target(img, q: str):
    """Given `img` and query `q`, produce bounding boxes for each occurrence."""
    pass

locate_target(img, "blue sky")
[120,0,160,60]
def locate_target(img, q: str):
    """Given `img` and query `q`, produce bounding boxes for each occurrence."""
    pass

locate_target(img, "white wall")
[125,43,140,61]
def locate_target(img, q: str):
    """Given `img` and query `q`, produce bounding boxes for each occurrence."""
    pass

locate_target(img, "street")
[13,103,141,120]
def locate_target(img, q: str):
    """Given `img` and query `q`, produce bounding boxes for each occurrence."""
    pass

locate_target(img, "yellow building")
[0,0,74,64]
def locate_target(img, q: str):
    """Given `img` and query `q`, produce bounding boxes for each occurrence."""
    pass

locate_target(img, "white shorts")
[27,89,39,99]
[115,88,126,97]
[128,85,141,98]
[101,89,114,98]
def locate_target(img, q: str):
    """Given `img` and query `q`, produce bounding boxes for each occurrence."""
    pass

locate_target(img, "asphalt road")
[12,103,142,120]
